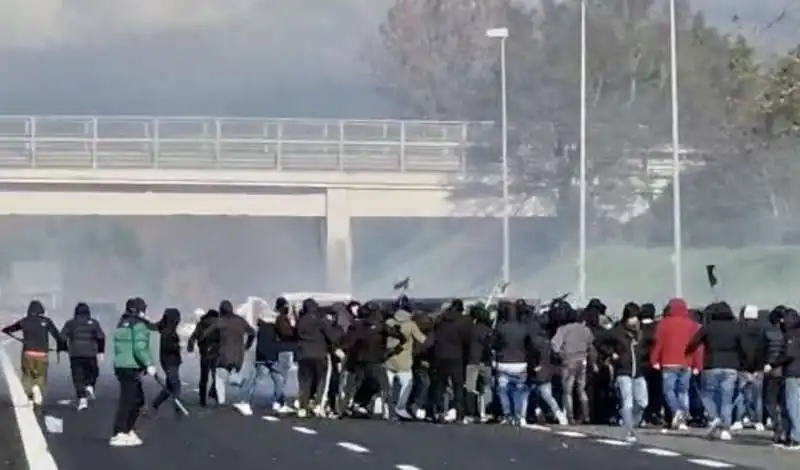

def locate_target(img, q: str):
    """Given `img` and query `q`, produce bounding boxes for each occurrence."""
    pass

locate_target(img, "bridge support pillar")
[324,188,352,293]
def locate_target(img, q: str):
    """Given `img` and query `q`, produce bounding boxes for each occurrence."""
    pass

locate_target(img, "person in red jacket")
[650,298,703,429]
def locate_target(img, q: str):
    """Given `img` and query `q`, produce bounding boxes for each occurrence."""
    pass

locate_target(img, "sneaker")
[31,386,43,406]
[126,431,143,445]
[233,402,253,416]
[754,423,766,432]
[625,433,638,443]
[414,408,426,420]
[109,432,142,447]
[719,430,732,441]
[671,411,685,429]
[730,421,743,431]
[296,408,308,418]
[445,408,457,422]
[783,440,800,450]
[555,411,569,426]
[86,385,95,399]
[706,418,721,437]
[277,405,294,414]
[77,398,88,411]
[395,408,413,420]
[271,402,282,413]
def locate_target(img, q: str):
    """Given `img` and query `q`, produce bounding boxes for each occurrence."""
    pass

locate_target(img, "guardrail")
[0,116,493,173]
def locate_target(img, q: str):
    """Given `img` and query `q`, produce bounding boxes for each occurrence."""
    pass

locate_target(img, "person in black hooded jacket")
[201,299,256,415]
[151,308,183,416]
[639,302,663,425]
[763,305,788,443]
[430,299,470,422]
[465,303,493,422]
[187,308,220,407]
[772,309,800,448]
[293,298,342,417]
[60,302,106,410]
[686,301,745,440]
[2,299,64,406]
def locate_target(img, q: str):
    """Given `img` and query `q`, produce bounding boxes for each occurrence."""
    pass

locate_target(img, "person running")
[60,302,106,410]
[110,298,156,447]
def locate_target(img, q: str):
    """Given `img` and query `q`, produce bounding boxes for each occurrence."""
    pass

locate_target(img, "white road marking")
[292,426,317,435]
[640,448,682,457]
[56,399,72,405]
[396,465,422,470]
[0,349,59,470]
[595,438,631,446]
[522,423,552,431]
[337,442,370,453]
[262,416,280,422]
[556,431,587,438]
[687,459,735,468]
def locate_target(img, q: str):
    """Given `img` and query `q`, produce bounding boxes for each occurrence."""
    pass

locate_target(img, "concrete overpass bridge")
[0,115,538,291]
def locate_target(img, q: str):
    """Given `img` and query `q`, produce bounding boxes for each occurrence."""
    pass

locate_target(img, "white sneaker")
[296,408,308,418]
[706,418,721,437]
[313,405,325,417]
[754,423,766,432]
[31,386,43,406]
[77,398,88,411]
[271,402,282,413]
[414,408,426,420]
[109,432,142,447]
[233,402,253,416]
[719,430,732,441]
[625,433,638,443]
[730,421,743,431]
[86,386,95,399]
[555,411,569,426]
[445,408,457,422]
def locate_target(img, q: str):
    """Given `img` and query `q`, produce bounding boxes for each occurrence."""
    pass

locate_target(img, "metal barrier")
[0,116,491,173]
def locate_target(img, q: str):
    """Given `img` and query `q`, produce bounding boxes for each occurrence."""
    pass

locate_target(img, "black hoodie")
[775,310,800,378]
[467,304,493,366]
[492,301,533,364]
[200,300,255,371]
[294,298,340,361]
[157,308,182,368]
[2,300,63,354]
[188,309,220,360]
[686,302,744,370]
[341,302,404,365]
[431,299,471,362]
[60,302,106,358]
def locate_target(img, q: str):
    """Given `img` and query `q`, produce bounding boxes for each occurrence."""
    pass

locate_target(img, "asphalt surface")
[0,350,791,470]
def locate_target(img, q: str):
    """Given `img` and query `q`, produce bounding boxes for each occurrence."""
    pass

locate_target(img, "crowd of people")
[2,294,800,451]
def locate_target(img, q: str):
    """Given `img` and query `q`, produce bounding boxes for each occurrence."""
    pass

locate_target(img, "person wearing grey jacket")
[551,307,597,424]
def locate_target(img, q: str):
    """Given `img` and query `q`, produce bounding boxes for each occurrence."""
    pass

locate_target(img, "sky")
[0,0,795,117]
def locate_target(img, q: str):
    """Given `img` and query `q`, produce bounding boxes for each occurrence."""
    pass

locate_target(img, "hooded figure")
[465,302,494,420]
[187,308,220,406]
[384,295,427,419]
[2,299,64,405]
[294,298,341,416]
[738,305,765,373]
[427,298,470,422]
[60,302,106,408]
[151,308,183,415]
[199,300,256,414]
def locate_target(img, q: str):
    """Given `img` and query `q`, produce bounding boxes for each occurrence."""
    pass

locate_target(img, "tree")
[369,0,767,247]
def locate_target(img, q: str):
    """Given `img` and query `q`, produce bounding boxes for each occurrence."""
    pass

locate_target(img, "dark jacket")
[200,300,255,371]
[157,308,182,368]
[294,298,339,361]
[529,333,555,382]
[468,307,494,366]
[493,302,533,364]
[188,309,221,360]
[738,307,766,372]
[600,323,648,377]
[60,302,106,358]
[341,303,404,365]
[763,306,787,371]
[2,300,63,354]
[255,319,282,363]
[686,302,744,371]
[431,303,471,362]
[775,313,800,378]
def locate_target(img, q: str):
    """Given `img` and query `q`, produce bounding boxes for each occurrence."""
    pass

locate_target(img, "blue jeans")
[785,377,800,443]
[244,356,291,406]
[701,368,738,429]
[662,367,691,417]
[734,372,763,424]
[530,381,562,416]
[616,375,648,434]
[496,369,529,420]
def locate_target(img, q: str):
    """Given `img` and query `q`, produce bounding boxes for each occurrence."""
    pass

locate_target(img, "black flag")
[393,277,410,291]
[705,264,718,288]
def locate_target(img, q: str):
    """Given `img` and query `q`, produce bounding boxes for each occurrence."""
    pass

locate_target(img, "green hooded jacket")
[112,313,154,369]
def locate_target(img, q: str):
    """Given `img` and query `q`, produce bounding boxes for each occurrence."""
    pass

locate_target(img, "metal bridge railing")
[0,116,492,173]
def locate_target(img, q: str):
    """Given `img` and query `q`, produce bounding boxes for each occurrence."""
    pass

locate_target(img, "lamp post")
[668,0,683,297]
[486,27,511,285]
[578,0,588,304]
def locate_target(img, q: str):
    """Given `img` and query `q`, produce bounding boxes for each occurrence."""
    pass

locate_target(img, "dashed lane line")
[594,438,632,446]
[291,425,318,435]
[395,465,422,470]
[640,448,681,457]
[337,442,371,453]
[686,459,735,468]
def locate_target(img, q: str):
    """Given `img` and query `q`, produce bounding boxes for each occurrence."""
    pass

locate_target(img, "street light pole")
[578,0,588,305]
[669,0,683,297]
[487,27,511,285]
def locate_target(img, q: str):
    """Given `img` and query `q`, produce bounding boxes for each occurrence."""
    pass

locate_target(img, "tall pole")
[669,0,683,297]
[500,35,511,285]
[578,0,588,304]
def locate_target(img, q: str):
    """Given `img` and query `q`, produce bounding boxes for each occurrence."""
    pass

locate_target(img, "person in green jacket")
[109,298,156,447]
